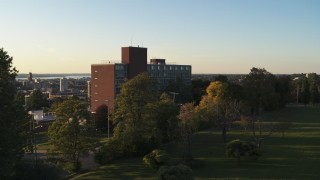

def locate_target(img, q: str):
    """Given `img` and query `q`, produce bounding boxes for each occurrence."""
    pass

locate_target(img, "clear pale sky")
[1,0,320,74]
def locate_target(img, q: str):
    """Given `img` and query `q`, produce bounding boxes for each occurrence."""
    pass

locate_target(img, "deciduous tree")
[242,67,279,114]
[28,89,49,110]
[178,102,198,158]
[94,104,108,131]
[48,98,95,172]
[152,93,179,142]
[197,81,241,142]
[112,73,161,156]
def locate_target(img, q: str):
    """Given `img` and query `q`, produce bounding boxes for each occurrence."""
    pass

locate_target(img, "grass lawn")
[35,131,52,151]
[71,106,320,179]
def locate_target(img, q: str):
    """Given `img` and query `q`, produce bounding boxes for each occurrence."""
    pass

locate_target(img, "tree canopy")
[27,89,49,110]
[113,73,161,156]
[242,67,279,114]
[0,48,27,178]
[48,98,96,172]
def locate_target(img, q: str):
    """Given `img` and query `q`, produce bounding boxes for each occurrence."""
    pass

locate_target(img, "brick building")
[90,46,191,113]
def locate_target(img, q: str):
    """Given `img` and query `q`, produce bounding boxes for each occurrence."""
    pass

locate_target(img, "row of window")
[149,72,191,79]
[148,65,191,71]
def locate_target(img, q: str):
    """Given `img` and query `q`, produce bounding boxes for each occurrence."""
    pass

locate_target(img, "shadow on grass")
[71,157,156,180]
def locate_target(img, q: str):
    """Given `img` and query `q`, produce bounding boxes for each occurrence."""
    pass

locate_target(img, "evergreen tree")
[0,48,27,178]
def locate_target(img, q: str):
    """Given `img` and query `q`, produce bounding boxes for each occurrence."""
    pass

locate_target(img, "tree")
[242,67,279,114]
[28,89,49,110]
[197,81,241,142]
[48,98,96,172]
[164,78,192,104]
[307,73,320,104]
[191,79,210,105]
[251,117,275,148]
[0,48,27,178]
[177,102,198,158]
[275,75,293,107]
[112,73,161,156]
[300,77,310,105]
[153,93,179,143]
[94,104,108,131]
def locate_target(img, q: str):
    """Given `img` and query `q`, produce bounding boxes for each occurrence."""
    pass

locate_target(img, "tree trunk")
[222,126,227,142]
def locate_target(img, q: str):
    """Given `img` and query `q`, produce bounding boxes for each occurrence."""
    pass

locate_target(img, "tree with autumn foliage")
[197,81,242,142]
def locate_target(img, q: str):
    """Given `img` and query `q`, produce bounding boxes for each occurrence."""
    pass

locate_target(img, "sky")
[1,0,320,74]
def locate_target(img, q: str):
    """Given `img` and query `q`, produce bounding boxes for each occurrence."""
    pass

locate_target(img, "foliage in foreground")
[143,149,170,170]
[0,48,28,178]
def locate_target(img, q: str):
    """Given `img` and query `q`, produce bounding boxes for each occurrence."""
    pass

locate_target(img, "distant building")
[60,78,68,92]
[91,46,191,113]
[28,72,33,81]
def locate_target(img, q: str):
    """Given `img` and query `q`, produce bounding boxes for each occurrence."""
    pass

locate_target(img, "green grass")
[71,158,155,179]
[35,131,52,151]
[71,106,320,179]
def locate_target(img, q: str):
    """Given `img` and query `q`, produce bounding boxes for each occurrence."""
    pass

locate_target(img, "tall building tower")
[60,78,68,92]
[27,72,33,81]
[121,46,147,79]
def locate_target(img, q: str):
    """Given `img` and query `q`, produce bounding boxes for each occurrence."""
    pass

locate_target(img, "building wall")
[147,64,192,91]
[60,78,68,92]
[91,64,115,113]
[87,80,91,111]
[91,47,192,113]
[122,47,147,79]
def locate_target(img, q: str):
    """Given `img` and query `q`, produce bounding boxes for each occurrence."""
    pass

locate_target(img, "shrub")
[157,164,194,180]
[94,138,123,165]
[143,149,170,170]
[63,161,81,172]
[226,139,260,164]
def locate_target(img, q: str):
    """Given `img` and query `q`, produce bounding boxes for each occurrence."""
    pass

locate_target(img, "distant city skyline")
[1,0,320,74]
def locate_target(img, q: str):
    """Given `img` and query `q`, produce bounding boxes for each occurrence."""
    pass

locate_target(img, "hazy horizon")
[1,0,320,74]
